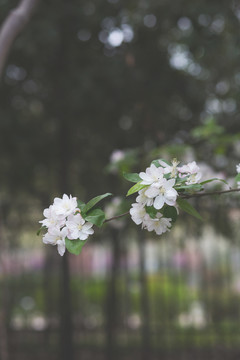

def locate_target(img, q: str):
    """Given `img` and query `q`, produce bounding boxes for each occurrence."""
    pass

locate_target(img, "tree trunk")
[105,228,121,360]
[139,230,151,360]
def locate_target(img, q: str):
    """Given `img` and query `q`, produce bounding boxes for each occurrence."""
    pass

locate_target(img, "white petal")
[166,178,175,189]
[153,195,164,209]
[57,240,66,256]
[79,232,88,240]
[145,186,159,198]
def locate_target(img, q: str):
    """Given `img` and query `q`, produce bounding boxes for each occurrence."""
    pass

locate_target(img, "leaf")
[200,178,228,186]
[127,182,147,196]
[151,159,171,168]
[84,193,112,214]
[85,209,105,227]
[176,184,203,192]
[77,199,86,212]
[235,174,240,183]
[123,172,141,183]
[145,206,158,219]
[177,198,204,221]
[163,206,178,223]
[36,226,45,236]
[65,237,87,255]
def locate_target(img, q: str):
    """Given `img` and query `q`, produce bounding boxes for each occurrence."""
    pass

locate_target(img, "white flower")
[143,213,172,235]
[178,161,202,185]
[236,163,240,174]
[66,213,94,240]
[53,194,78,217]
[43,226,68,256]
[130,203,148,225]
[145,178,178,210]
[139,164,164,186]
[159,158,180,178]
[39,205,65,229]
[136,188,153,206]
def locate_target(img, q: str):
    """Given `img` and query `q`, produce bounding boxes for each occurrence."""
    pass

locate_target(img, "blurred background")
[1,0,240,359]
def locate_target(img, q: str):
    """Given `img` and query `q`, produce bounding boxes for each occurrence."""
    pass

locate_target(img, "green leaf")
[200,178,228,186]
[85,209,105,227]
[176,184,203,192]
[127,182,147,196]
[163,206,178,223]
[77,199,86,212]
[123,172,141,183]
[177,198,204,221]
[145,206,158,219]
[65,238,87,255]
[36,226,45,236]
[84,193,112,214]
[151,159,171,168]
[235,174,240,183]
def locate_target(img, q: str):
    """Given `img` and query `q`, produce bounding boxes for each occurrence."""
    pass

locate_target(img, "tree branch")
[180,187,240,199]
[104,211,130,223]
[0,0,40,78]
[104,188,240,223]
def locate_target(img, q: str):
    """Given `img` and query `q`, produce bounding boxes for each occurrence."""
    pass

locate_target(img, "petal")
[57,240,66,256]
[145,186,159,198]
[166,178,175,188]
[79,232,88,240]
[165,198,176,206]
[139,172,151,182]
[153,195,164,210]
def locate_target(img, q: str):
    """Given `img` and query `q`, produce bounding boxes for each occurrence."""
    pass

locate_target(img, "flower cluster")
[129,159,202,235]
[38,158,240,257]
[39,194,94,256]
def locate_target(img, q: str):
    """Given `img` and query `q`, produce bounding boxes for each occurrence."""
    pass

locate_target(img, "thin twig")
[104,211,130,223]
[104,188,240,223]
[180,187,240,199]
[0,0,40,78]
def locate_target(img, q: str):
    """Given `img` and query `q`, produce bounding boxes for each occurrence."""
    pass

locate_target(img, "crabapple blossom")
[130,203,149,225]
[145,178,178,210]
[43,226,68,256]
[66,213,94,240]
[178,161,202,185]
[136,188,153,207]
[143,213,172,235]
[159,158,180,178]
[53,194,78,217]
[139,164,164,186]
[130,203,172,235]
[40,194,96,256]
[38,158,240,255]
[39,205,65,229]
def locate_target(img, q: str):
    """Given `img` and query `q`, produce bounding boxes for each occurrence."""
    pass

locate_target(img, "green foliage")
[36,226,44,236]
[77,199,86,212]
[127,182,147,196]
[235,174,240,183]
[85,209,105,227]
[163,205,178,223]
[122,172,141,183]
[151,159,171,168]
[65,238,87,255]
[82,193,112,215]
[177,198,204,221]
[200,178,228,186]
[191,117,224,139]
[145,206,158,219]
[176,184,203,193]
